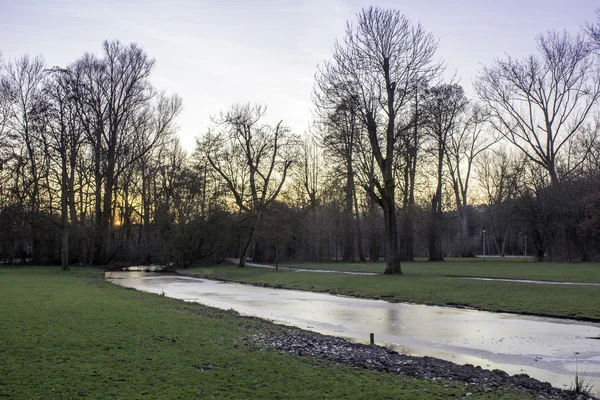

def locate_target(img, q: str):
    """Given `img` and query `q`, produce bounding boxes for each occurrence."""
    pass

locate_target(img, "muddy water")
[106,272,600,394]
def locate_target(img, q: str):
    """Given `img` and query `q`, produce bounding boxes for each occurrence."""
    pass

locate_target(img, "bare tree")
[98,41,154,263]
[316,96,366,262]
[198,103,298,268]
[0,52,9,143]
[477,149,527,257]
[0,55,12,176]
[289,136,324,261]
[0,43,185,266]
[445,103,498,255]
[298,136,321,209]
[423,83,467,261]
[314,6,441,274]
[73,40,181,263]
[259,201,293,269]
[44,67,87,269]
[585,9,600,51]
[3,55,49,263]
[127,93,182,220]
[395,80,428,262]
[476,30,600,185]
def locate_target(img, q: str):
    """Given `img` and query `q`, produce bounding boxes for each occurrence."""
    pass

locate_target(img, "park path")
[458,277,600,287]
[229,260,600,286]
[226,259,378,275]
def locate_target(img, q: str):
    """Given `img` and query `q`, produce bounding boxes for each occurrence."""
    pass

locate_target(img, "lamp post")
[482,229,487,261]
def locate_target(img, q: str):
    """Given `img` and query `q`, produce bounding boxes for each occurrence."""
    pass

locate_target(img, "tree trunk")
[142,166,151,246]
[253,239,264,263]
[428,191,444,261]
[459,209,470,256]
[353,186,366,262]
[238,227,255,268]
[400,209,415,261]
[532,226,545,262]
[61,224,69,270]
[98,124,118,265]
[61,152,70,270]
[238,212,261,267]
[399,159,416,262]
[93,134,104,265]
[399,93,419,262]
[428,143,445,262]
[382,195,401,274]
[343,162,355,262]
[367,164,380,263]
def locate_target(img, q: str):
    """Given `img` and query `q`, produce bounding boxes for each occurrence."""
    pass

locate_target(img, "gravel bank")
[249,324,595,399]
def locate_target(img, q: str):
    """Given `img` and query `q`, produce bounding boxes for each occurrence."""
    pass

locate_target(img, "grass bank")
[182,260,600,321]
[0,267,533,399]
[276,258,600,283]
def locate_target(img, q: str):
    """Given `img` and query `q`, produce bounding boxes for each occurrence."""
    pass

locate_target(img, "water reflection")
[106,272,600,395]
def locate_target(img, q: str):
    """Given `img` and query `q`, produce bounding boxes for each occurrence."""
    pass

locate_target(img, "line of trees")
[0,41,184,268]
[1,8,600,271]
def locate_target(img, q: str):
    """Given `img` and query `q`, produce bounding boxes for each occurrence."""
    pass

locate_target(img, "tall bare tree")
[476,30,600,185]
[396,80,427,262]
[44,67,86,269]
[296,136,321,209]
[0,54,12,176]
[477,149,527,258]
[290,136,324,261]
[316,96,366,262]
[445,104,497,255]
[314,6,441,274]
[586,10,600,51]
[3,55,49,263]
[73,40,181,263]
[198,104,298,268]
[423,83,467,261]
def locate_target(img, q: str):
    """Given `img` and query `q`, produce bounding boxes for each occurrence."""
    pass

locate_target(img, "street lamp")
[482,229,487,261]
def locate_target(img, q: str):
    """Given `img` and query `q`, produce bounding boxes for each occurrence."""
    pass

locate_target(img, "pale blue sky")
[0,0,597,150]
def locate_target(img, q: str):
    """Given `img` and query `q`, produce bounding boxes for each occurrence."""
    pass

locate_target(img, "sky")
[0,0,598,152]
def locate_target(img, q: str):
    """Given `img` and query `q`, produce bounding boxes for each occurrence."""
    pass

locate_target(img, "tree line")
[1,8,600,271]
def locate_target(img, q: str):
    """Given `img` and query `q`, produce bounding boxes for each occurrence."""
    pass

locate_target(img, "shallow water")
[106,271,600,395]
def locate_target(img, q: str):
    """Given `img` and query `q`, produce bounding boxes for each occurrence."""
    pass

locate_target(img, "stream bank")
[107,271,599,399]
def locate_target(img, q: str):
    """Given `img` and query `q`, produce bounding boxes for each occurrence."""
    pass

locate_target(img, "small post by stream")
[370,333,374,345]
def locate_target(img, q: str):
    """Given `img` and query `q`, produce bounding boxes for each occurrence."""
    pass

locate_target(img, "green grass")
[184,260,600,321]
[0,267,533,399]
[275,258,600,283]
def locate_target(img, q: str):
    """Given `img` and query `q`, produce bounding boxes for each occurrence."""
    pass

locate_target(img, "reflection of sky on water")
[107,272,600,395]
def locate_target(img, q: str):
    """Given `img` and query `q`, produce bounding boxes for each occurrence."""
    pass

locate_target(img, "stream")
[106,271,600,395]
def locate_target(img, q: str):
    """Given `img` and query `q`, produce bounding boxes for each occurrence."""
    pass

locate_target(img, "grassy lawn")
[273,258,600,283]
[0,267,533,399]
[184,260,600,321]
